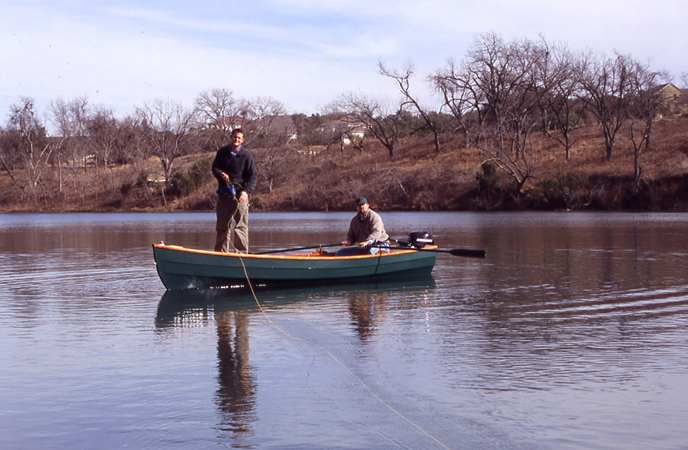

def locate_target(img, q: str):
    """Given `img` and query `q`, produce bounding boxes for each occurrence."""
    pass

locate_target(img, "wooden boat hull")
[152,243,437,290]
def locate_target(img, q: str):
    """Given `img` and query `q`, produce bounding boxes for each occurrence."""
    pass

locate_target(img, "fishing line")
[235,254,453,450]
[373,246,383,275]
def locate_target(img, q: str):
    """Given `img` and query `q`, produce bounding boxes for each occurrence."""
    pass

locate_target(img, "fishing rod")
[253,243,342,255]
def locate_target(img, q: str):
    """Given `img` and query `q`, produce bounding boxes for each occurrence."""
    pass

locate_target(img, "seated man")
[337,196,390,256]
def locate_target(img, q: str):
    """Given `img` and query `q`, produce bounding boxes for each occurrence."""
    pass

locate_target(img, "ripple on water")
[3,212,688,450]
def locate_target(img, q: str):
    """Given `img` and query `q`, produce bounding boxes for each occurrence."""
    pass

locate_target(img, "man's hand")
[214,168,231,184]
[239,190,249,204]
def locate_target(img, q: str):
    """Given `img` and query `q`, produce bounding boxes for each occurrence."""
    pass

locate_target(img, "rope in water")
[235,253,452,450]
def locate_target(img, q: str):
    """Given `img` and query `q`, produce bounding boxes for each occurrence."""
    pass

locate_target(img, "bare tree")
[2,97,63,200]
[336,93,406,159]
[449,33,545,192]
[51,97,89,164]
[241,96,287,147]
[195,88,245,149]
[116,115,149,166]
[536,43,586,160]
[259,144,299,194]
[580,53,634,161]
[628,63,667,189]
[379,63,442,153]
[0,125,20,188]
[50,99,69,193]
[195,89,237,126]
[236,97,290,194]
[432,59,486,148]
[137,100,197,206]
[50,97,90,193]
[86,108,124,168]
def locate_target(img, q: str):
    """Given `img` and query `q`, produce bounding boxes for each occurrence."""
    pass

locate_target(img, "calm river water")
[1,212,687,450]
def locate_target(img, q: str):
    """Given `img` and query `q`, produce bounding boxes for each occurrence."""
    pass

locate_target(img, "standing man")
[212,128,257,253]
[338,196,389,255]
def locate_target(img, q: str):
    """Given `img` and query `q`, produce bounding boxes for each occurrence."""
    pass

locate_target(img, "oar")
[253,243,343,255]
[378,245,486,258]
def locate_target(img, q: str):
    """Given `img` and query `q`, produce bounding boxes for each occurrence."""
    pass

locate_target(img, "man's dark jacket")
[211,145,257,194]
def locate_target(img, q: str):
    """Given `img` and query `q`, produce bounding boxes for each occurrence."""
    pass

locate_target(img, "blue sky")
[1,0,687,121]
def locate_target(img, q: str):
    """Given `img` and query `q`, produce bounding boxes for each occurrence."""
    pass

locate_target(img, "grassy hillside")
[253,117,688,211]
[2,117,688,212]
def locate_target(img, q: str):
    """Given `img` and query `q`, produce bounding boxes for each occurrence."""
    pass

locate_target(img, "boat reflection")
[154,274,435,446]
[155,273,436,328]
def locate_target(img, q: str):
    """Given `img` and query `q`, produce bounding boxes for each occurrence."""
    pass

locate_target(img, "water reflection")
[347,290,388,342]
[438,251,688,392]
[155,275,436,446]
[156,290,258,443]
[215,309,255,442]
[4,213,688,449]
[155,290,251,329]
[156,275,436,332]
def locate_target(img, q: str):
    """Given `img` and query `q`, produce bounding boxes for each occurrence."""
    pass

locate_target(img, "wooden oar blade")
[447,248,486,258]
[383,244,486,258]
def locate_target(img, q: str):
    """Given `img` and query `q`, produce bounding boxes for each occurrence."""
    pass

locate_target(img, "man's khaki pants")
[214,194,249,253]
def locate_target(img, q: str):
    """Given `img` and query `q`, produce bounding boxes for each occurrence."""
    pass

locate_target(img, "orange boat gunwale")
[152,243,434,261]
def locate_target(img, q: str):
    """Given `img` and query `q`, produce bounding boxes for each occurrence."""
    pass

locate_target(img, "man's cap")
[355,196,368,206]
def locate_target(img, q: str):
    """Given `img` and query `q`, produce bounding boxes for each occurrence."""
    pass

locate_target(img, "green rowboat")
[152,243,437,290]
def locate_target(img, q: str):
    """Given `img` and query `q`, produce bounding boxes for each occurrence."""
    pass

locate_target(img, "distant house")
[64,153,96,168]
[657,83,682,102]
[316,119,366,145]
[146,174,166,185]
[253,115,298,143]
[655,83,688,117]
[209,117,243,131]
[341,125,366,146]
[295,145,326,156]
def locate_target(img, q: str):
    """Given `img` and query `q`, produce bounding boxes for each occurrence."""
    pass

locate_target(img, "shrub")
[135,171,148,187]
[120,182,132,197]
[535,173,590,210]
[168,160,209,198]
[476,161,498,193]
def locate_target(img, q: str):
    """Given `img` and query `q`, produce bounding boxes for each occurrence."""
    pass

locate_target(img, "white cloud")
[0,2,395,118]
[1,0,686,124]
[269,0,688,71]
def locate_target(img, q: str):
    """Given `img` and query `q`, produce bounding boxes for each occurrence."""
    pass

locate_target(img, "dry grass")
[2,117,688,212]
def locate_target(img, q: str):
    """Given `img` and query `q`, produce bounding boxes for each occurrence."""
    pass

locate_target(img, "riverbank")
[2,118,688,213]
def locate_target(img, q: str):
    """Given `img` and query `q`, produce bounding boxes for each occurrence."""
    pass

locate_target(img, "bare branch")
[379,62,442,152]
[336,92,406,159]
[580,52,635,160]
[137,100,198,206]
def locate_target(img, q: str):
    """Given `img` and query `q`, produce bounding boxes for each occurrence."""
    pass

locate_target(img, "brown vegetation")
[5,117,687,213]
[2,33,688,213]
[252,118,688,212]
